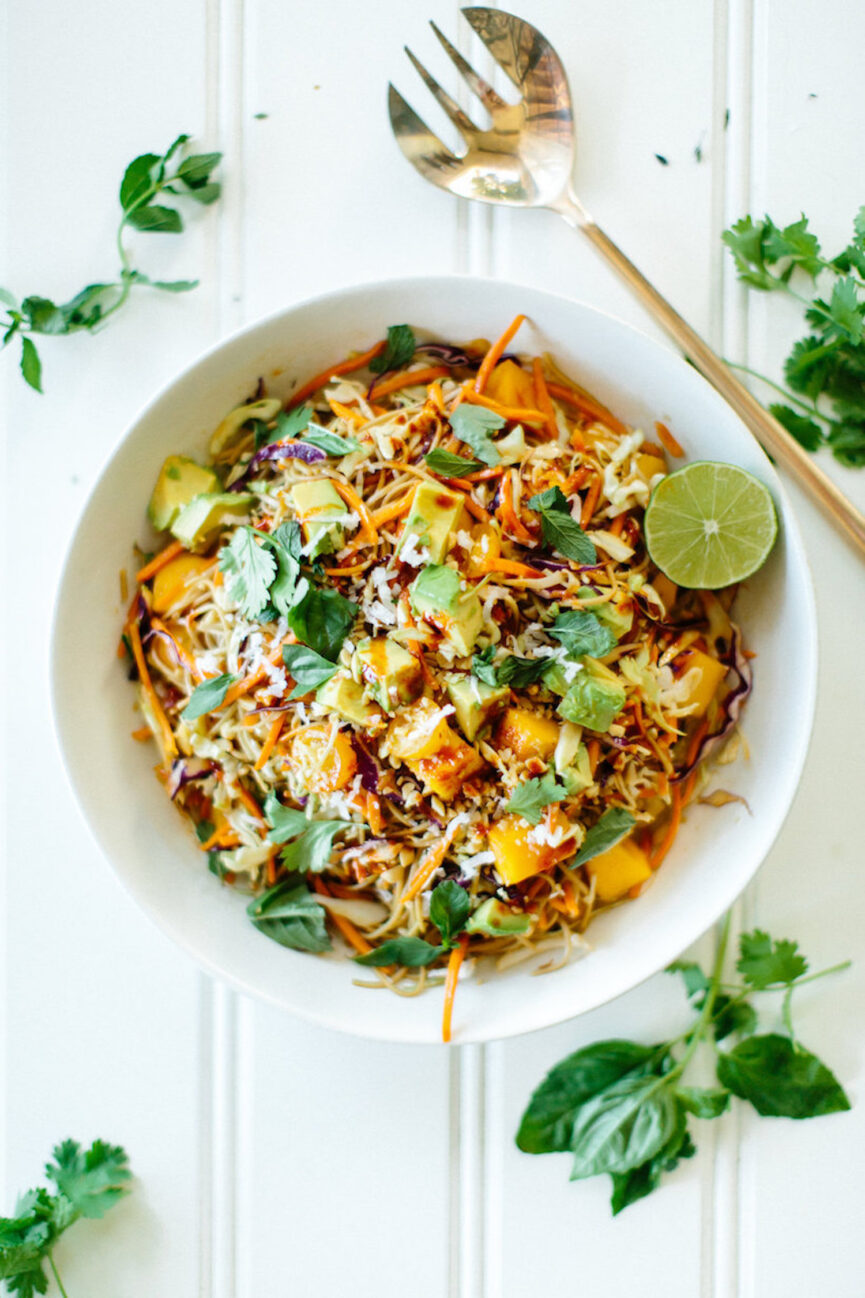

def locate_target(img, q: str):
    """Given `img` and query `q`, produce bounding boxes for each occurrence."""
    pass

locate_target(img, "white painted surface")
[2,1,864,1295]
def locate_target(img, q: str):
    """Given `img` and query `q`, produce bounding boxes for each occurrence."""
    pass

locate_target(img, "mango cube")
[587,837,652,902]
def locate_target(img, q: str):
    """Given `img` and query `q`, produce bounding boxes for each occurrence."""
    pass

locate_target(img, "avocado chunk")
[289,479,346,556]
[399,482,465,565]
[409,564,483,657]
[557,670,625,732]
[494,425,527,465]
[171,492,254,549]
[466,898,531,937]
[316,672,380,726]
[148,456,219,532]
[576,587,633,639]
[445,673,509,742]
[542,656,584,697]
[354,637,423,713]
[553,725,593,793]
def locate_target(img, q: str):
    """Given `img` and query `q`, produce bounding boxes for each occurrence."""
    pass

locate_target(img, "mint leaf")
[471,646,550,690]
[717,1035,850,1118]
[572,807,636,866]
[736,930,808,988]
[516,1040,661,1154]
[218,526,277,618]
[301,425,360,456]
[19,337,42,393]
[527,487,597,564]
[354,936,445,967]
[449,403,505,466]
[549,608,617,659]
[246,877,331,952]
[174,150,222,187]
[286,584,357,662]
[181,672,237,722]
[429,879,470,945]
[45,1141,131,1220]
[126,204,184,233]
[119,152,160,208]
[569,1074,680,1180]
[505,771,569,825]
[424,448,485,476]
[768,403,823,451]
[369,323,416,373]
[282,643,339,698]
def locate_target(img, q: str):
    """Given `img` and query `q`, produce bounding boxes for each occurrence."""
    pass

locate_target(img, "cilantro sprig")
[0,1139,131,1297]
[1,135,221,393]
[505,771,569,824]
[354,879,470,967]
[264,791,352,875]
[517,915,850,1214]
[722,209,865,465]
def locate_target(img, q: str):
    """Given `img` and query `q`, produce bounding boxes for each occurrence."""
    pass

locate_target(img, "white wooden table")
[3,2,865,1294]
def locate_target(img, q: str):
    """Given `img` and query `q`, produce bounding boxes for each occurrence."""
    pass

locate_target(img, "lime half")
[644,461,778,589]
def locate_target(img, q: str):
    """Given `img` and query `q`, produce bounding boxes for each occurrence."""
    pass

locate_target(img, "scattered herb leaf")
[286,584,357,662]
[301,425,360,456]
[219,526,277,618]
[246,875,332,952]
[423,448,486,476]
[506,771,570,825]
[282,643,339,698]
[181,672,237,722]
[527,486,597,563]
[572,807,636,866]
[369,323,417,374]
[549,608,617,659]
[449,403,505,466]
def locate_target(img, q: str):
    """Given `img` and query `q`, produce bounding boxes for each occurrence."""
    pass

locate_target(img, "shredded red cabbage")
[167,758,214,800]
[228,439,327,491]
[351,736,381,793]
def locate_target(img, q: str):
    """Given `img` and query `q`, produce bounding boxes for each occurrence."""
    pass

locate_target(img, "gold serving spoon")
[389,6,865,554]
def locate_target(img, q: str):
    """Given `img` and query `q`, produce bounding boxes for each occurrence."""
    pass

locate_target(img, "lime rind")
[644,460,778,589]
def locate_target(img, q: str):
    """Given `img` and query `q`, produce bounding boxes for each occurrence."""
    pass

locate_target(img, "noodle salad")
[122,315,751,1041]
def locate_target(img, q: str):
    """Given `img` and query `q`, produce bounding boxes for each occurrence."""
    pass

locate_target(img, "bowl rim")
[49,272,818,1043]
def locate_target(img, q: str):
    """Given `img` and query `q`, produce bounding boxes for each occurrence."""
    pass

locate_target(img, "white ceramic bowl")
[51,276,817,1044]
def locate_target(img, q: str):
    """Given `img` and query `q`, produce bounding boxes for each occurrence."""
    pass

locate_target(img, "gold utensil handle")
[564,209,865,555]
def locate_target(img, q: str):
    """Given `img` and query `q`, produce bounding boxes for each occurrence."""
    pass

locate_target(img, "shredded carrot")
[546,381,628,436]
[126,619,177,759]
[429,380,446,413]
[200,822,239,851]
[462,496,491,523]
[531,358,559,439]
[365,792,384,836]
[235,782,267,824]
[371,492,414,530]
[462,389,546,427]
[118,637,130,659]
[286,339,387,409]
[136,540,185,583]
[650,786,682,868]
[498,471,535,544]
[402,821,463,904]
[608,513,626,538]
[563,466,590,493]
[587,739,601,776]
[313,877,373,954]
[655,420,684,457]
[326,560,373,577]
[640,440,668,458]
[131,726,152,742]
[329,478,378,547]
[474,314,527,394]
[580,475,602,529]
[464,467,506,483]
[254,713,285,771]
[328,399,367,426]
[265,848,279,885]
[220,640,293,709]
[368,365,450,401]
[442,935,468,1043]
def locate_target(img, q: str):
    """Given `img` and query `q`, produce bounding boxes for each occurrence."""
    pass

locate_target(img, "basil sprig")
[354,879,470,967]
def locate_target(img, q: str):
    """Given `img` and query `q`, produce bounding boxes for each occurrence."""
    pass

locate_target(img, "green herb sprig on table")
[0,1139,131,1297]
[1,135,221,393]
[516,915,850,1214]
[722,209,865,465]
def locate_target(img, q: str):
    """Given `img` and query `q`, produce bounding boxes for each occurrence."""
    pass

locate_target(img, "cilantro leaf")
[527,487,597,563]
[268,405,312,444]
[505,771,569,825]
[827,421,865,467]
[246,876,332,952]
[736,930,808,988]
[763,215,822,277]
[826,276,863,343]
[429,879,470,945]
[572,807,636,866]
[354,936,445,967]
[286,584,357,661]
[280,820,351,874]
[768,403,823,451]
[263,792,310,842]
[721,216,781,290]
[282,643,339,698]
[181,672,237,722]
[301,425,360,456]
[549,608,617,659]
[369,323,417,374]
[666,959,710,999]
[45,1141,131,1220]
[262,526,301,616]
[423,448,485,476]
[218,526,277,618]
[449,403,505,466]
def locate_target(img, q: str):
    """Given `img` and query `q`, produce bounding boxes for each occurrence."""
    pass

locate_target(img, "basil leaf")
[181,672,237,721]
[549,608,617,659]
[470,649,549,690]
[676,1086,730,1119]
[354,936,445,967]
[429,879,470,945]
[19,337,42,393]
[369,323,417,373]
[286,584,357,662]
[610,1116,695,1215]
[263,791,309,843]
[301,425,360,456]
[280,820,351,874]
[716,1034,851,1118]
[470,646,498,687]
[527,487,597,564]
[282,643,339,698]
[569,1074,681,1180]
[424,448,485,476]
[572,807,636,866]
[711,995,758,1042]
[516,1040,662,1154]
[505,771,569,825]
[449,403,505,466]
[219,526,277,618]
[736,930,808,988]
[125,204,183,234]
[246,877,332,953]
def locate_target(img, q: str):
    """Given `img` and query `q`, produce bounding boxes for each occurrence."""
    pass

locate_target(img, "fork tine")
[429,19,506,114]
[387,83,462,181]
[404,45,478,139]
